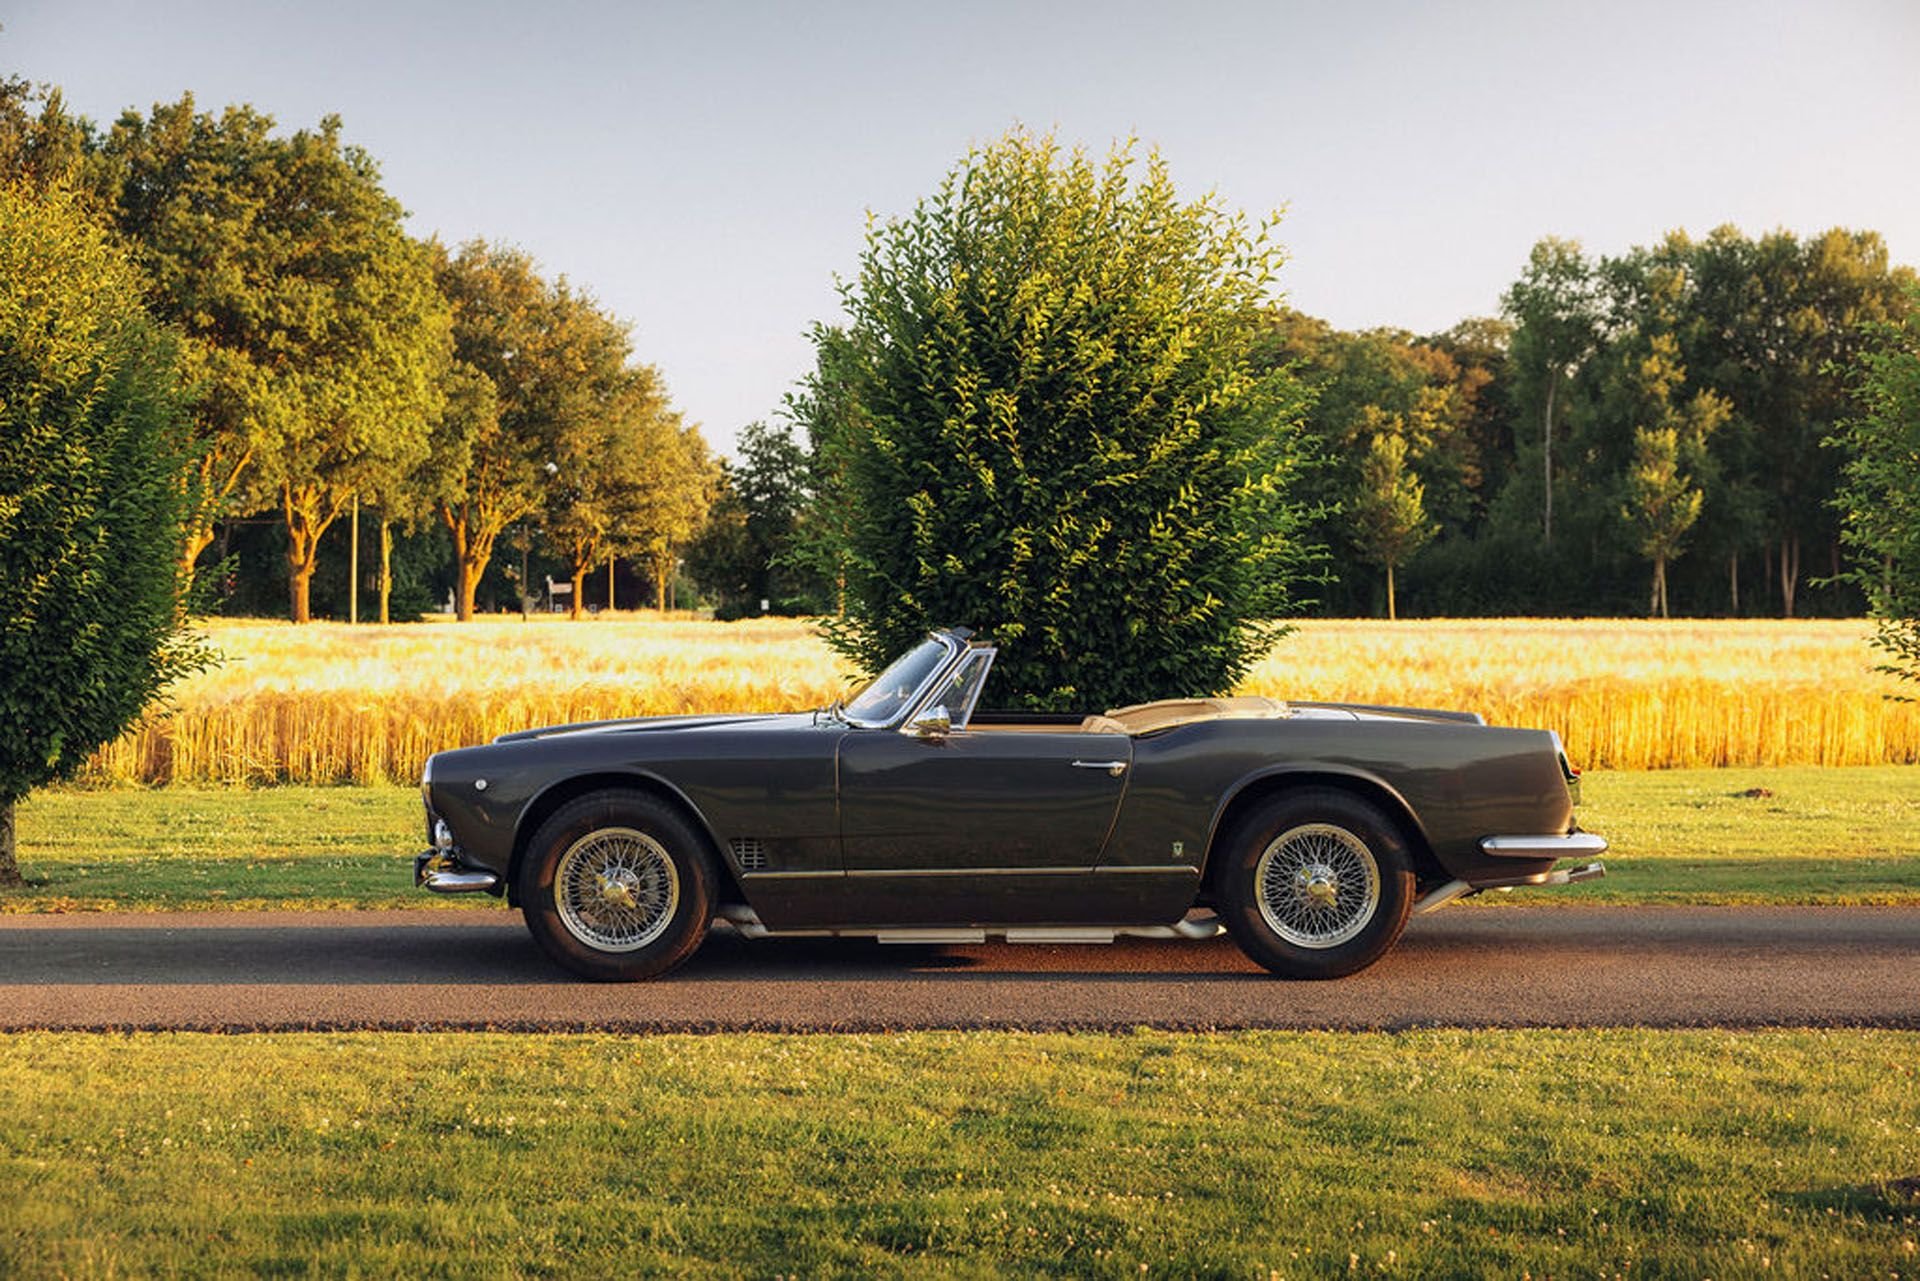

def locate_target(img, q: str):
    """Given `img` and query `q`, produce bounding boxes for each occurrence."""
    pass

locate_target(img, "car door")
[836,725,1133,873]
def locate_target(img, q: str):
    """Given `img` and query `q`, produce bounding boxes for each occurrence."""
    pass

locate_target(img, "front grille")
[730,838,767,871]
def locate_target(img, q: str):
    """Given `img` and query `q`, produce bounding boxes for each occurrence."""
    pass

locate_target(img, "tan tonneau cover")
[1091,696,1287,736]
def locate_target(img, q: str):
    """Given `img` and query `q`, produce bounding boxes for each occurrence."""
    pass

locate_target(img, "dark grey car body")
[416,629,1603,936]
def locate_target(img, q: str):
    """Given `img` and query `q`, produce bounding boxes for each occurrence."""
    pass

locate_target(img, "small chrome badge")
[474,779,489,792]
[1172,840,1185,858]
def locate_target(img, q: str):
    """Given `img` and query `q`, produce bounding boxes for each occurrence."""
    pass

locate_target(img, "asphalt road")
[0,906,1915,1032]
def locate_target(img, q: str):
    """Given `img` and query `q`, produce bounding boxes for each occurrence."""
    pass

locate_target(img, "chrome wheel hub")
[555,827,679,953]
[1255,823,1381,949]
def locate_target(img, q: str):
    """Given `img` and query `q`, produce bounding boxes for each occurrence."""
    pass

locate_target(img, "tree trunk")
[1385,563,1397,622]
[181,524,216,587]
[1652,554,1668,619]
[288,557,315,623]
[1729,551,1739,616]
[1762,540,1774,610]
[608,557,616,613]
[654,556,670,614]
[1780,535,1800,619]
[348,494,360,625]
[441,507,496,622]
[378,517,393,626]
[285,522,318,625]
[455,557,478,621]
[1542,368,1557,547]
[570,567,586,621]
[0,801,20,888]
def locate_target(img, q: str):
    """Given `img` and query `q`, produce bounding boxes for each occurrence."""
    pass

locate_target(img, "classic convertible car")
[414,627,1606,980]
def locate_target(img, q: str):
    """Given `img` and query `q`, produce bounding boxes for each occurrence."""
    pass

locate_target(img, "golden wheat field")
[84,615,1919,785]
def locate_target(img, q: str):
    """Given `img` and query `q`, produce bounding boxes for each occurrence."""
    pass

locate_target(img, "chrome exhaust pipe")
[1413,879,1474,914]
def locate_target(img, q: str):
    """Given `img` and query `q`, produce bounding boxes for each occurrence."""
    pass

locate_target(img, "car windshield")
[842,637,952,725]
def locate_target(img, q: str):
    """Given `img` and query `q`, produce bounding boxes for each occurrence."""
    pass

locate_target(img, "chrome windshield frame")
[842,630,969,730]
[899,643,998,735]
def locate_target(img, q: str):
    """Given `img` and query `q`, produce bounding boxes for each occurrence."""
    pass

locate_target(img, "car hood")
[493,711,822,743]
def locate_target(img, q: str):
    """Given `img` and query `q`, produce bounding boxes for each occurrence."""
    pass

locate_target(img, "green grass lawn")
[5,765,1918,911]
[1,1029,1914,1277]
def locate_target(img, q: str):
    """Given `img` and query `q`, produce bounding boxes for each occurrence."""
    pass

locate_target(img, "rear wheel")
[517,790,715,981]
[1216,788,1415,979]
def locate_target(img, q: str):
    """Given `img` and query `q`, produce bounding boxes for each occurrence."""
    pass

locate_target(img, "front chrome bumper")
[414,849,501,893]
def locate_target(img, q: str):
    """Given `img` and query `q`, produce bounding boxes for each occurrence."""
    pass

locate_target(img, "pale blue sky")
[7,0,1918,457]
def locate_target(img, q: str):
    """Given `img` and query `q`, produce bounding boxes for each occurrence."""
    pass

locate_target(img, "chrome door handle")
[1072,759,1128,777]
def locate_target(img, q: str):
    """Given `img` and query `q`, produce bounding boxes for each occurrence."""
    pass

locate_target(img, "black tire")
[1215,788,1416,979]
[516,789,715,981]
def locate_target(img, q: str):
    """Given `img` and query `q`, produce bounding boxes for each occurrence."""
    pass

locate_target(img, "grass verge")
[6,765,1918,911]
[1,1029,1916,1277]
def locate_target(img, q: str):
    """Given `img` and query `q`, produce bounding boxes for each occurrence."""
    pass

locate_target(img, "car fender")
[508,766,736,898]
[1203,762,1437,879]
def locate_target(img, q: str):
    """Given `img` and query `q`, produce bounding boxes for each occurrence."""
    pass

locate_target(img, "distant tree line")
[6,81,1915,630]
[691,226,1915,624]
[1,79,715,623]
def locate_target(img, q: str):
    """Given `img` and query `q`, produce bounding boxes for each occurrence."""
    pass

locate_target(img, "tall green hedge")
[0,184,204,881]
[796,132,1319,710]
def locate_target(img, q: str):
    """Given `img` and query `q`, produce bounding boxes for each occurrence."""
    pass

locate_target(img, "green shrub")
[796,132,1319,709]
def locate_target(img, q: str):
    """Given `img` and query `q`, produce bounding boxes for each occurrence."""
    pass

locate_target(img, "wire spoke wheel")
[1254,822,1382,950]
[554,826,680,953]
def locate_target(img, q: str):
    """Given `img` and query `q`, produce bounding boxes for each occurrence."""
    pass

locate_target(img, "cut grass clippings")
[0,1029,1916,1276]
[6,765,1918,912]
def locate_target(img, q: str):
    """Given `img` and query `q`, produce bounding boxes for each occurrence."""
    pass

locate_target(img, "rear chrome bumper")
[1413,850,1609,915]
[1480,832,1610,859]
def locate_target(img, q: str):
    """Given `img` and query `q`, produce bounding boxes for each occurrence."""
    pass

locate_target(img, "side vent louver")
[730,838,767,871]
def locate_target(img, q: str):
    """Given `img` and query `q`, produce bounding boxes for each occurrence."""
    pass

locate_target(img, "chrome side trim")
[738,869,844,880]
[831,864,1200,878]
[733,860,1198,883]
[844,866,1091,878]
[1480,832,1610,859]
[713,904,1225,944]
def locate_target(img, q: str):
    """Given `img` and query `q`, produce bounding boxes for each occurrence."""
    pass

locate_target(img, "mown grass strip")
[1,1029,1915,1277]
[7,765,1919,911]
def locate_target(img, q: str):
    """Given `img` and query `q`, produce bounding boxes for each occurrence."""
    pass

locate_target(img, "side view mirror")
[908,705,952,740]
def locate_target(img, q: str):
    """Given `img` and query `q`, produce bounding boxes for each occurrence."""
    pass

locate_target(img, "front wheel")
[517,790,715,981]
[1216,788,1415,979]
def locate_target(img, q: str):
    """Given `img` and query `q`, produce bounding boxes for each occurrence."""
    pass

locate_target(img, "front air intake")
[730,838,767,871]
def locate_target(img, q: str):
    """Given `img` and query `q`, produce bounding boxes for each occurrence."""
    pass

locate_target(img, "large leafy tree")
[626,423,719,612]
[431,243,618,620]
[0,185,206,885]
[1675,227,1913,615]
[544,361,688,619]
[237,120,450,623]
[1832,287,1920,690]
[1350,430,1434,620]
[685,420,821,617]
[1502,238,1600,548]
[1254,310,1497,612]
[794,131,1317,708]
